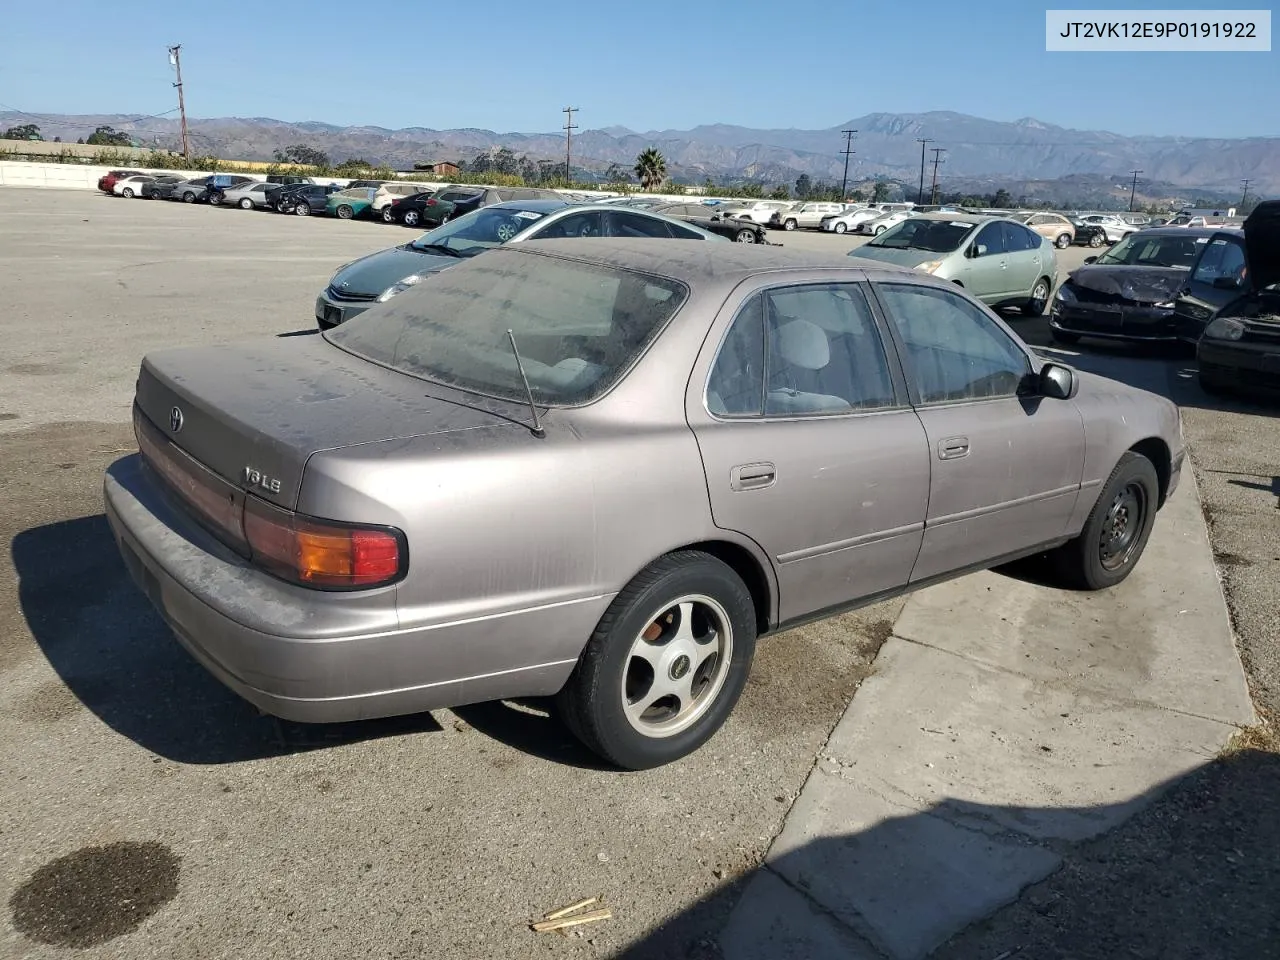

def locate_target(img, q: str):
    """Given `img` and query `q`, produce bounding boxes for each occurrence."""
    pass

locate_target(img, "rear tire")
[181,192,196,203]
[1198,370,1228,395]
[1055,233,1071,248]
[121,187,135,199]
[556,551,757,770]
[403,209,421,227]
[1050,452,1158,590]
[1021,278,1051,316]
[239,198,253,209]
[294,203,310,216]
[381,206,395,223]
[336,204,354,220]
[1089,232,1104,248]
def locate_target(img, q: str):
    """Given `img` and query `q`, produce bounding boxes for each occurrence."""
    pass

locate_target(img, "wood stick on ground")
[531,908,612,933]
[542,896,600,921]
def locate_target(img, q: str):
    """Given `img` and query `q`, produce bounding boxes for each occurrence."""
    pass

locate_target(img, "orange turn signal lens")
[244,497,404,589]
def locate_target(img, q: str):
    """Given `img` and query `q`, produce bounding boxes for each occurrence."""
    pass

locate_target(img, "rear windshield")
[326,250,688,406]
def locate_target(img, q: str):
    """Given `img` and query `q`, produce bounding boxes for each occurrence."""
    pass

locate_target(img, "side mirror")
[1212,275,1242,290]
[1083,255,1098,265]
[1038,362,1077,400]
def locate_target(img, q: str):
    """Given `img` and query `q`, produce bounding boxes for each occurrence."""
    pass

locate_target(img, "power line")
[562,106,578,183]
[929,148,946,204]
[1240,178,1251,208]
[839,129,857,200]
[915,138,933,204]
[168,45,190,160]
[1128,168,1143,211]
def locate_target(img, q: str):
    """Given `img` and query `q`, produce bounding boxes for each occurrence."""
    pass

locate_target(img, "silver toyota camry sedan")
[105,240,1185,769]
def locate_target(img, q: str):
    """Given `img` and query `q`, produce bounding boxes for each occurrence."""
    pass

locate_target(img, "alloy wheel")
[621,595,733,739]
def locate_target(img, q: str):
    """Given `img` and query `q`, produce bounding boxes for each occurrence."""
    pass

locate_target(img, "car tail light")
[243,497,404,589]
[426,199,437,206]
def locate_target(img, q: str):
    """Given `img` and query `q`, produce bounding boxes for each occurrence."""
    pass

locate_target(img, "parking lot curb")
[720,466,1254,960]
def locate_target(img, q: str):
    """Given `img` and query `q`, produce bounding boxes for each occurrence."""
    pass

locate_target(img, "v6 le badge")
[243,466,282,494]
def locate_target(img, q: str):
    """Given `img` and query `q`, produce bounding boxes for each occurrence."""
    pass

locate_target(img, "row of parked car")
[95,168,1275,397]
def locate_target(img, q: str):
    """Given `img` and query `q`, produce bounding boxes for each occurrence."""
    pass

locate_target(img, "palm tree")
[634,148,667,191]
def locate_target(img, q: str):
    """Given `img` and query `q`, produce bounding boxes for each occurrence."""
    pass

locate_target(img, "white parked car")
[858,209,914,235]
[1080,215,1139,243]
[821,207,883,234]
[112,175,156,198]
[723,200,794,225]
[771,201,845,231]
[221,181,276,210]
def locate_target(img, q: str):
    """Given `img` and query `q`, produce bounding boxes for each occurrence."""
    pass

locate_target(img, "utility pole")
[562,106,578,185]
[929,148,946,204]
[839,129,857,200]
[915,138,933,205]
[1240,178,1251,210]
[1128,168,1143,212]
[167,44,189,161]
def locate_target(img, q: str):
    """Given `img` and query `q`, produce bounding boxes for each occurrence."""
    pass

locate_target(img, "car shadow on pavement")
[12,514,443,765]
[276,329,319,337]
[611,745,1280,960]
[451,698,617,772]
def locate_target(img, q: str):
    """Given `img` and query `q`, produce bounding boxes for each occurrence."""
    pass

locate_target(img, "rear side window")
[1192,237,1246,285]
[610,212,672,238]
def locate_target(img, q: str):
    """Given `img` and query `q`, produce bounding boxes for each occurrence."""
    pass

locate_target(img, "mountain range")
[3,109,1276,195]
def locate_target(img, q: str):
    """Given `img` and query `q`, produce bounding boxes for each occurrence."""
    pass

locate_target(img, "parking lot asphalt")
[0,189,904,959]
[1,189,1275,960]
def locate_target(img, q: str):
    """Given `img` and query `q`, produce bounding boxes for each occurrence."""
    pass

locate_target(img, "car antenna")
[506,329,546,439]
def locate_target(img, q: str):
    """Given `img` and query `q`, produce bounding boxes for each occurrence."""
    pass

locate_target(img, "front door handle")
[730,462,776,491]
[937,437,970,460]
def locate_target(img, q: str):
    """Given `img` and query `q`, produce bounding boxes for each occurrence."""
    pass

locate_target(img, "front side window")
[328,250,686,406]
[876,283,1031,404]
[1001,221,1037,252]
[972,223,1006,257]
[609,212,672,238]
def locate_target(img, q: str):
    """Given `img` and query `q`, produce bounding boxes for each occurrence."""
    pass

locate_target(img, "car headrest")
[776,319,830,370]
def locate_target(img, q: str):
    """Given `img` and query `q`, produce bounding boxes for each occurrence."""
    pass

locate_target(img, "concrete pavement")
[721,465,1254,960]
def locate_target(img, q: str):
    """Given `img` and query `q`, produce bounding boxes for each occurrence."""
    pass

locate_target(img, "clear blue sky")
[1,0,1275,137]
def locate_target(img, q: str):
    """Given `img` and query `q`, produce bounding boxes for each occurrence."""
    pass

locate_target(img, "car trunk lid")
[135,334,529,511]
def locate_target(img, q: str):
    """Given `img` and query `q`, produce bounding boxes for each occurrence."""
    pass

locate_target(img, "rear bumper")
[104,455,594,723]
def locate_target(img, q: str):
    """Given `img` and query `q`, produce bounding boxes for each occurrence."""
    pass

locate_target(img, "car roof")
[485,198,572,213]
[491,237,899,286]
[1129,226,1226,239]
[903,212,993,225]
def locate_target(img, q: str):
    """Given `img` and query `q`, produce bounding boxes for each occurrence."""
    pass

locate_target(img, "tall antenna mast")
[562,106,578,185]
[168,44,190,161]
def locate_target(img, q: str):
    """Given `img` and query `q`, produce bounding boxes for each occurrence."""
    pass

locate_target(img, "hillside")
[3,109,1276,195]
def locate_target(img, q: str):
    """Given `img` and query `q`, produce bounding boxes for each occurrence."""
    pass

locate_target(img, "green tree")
[871,180,891,203]
[606,162,632,184]
[272,144,330,167]
[992,188,1014,209]
[664,178,685,195]
[794,174,812,199]
[334,157,373,173]
[770,184,791,200]
[86,125,131,147]
[634,148,666,190]
[3,123,41,140]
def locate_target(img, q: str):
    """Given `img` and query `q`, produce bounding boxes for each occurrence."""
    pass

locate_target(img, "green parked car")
[851,213,1059,315]
[326,186,378,220]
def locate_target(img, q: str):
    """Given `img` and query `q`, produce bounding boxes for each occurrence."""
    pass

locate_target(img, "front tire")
[294,202,310,216]
[336,204,354,220]
[874,224,886,235]
[1198,370,1228,395]
[239,198,253,210]
[181,192,196,203]
[834,222,847,234]
[557,551,757,770]
[735,228,756,243]
[783,218,797,231]
[403,209,421,227]
[1055,233,1071,248]
[1051,452,1158,590]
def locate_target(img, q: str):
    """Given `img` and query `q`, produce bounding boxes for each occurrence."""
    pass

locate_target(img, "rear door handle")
[730,462,776,491]
[938,437,970,460]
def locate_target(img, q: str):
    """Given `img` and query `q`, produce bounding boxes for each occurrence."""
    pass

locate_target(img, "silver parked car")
[315,200,725,329]
[221,181,277,210]
[106,240,1184,769]
[852,214,1059,314]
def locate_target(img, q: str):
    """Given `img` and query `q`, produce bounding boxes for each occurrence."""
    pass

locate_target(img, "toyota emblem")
[169,406,184,433]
